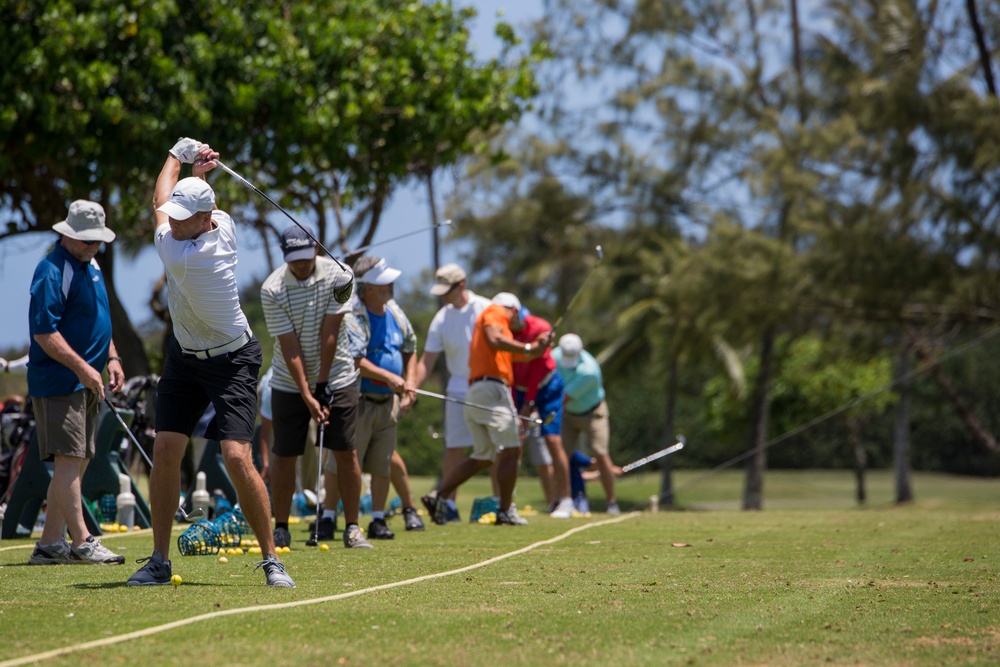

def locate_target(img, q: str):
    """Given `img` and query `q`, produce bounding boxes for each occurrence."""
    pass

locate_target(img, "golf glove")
[312,381,334,407]
[169,137,203,164]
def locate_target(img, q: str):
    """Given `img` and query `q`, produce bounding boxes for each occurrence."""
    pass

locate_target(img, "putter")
[214,160,353,303]
[621,435,686,473]
[552,245,604,333]
[413,388,548,425]
[306,424,326,547]
[104,396,207,522]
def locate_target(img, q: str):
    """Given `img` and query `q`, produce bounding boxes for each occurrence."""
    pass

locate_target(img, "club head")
[333,271,354,304]
[676,433,686,445]
[177,506,206,523]
[540,412,557,426]
[305,538,318,547]
[596,245,604,260]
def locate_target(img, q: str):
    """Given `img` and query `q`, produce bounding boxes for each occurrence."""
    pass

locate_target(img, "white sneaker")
[506,504,530,526]
[70,536,125,565]
[29,539,73,565]
[550,498,575,519]
[606,501,621,516]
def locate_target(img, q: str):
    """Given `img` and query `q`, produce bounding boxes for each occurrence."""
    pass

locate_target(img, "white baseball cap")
[558,333,584,369]
[156,177,216,220]
[492,292,522,312]
[357,258,401,285]
[52,200,115,243]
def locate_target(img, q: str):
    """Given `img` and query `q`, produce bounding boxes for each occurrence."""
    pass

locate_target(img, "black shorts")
[271,385,357,456]
[156,334,262,442]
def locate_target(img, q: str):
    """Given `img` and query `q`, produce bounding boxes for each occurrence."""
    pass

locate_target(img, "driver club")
[552,245,604,333]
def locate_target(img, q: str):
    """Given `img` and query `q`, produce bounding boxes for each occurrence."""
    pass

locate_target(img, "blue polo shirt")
[27,243,113,397]
[360,309,404,396]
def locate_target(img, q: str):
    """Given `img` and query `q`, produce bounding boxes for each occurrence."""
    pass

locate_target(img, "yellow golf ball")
[320,543,329,552]
[218,556,228,564]
[170,575,182,587]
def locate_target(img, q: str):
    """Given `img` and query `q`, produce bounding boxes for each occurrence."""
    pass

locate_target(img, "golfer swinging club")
[127,138,294,587]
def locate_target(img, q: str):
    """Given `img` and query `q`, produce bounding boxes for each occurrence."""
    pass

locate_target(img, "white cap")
[52,200,116,243]
[558,333,584,369]
[357,257,401,285]
[492,292,522,312]
[156,177,216,220]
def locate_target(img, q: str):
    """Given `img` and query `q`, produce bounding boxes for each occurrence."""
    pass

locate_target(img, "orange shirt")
[468,304,517,385]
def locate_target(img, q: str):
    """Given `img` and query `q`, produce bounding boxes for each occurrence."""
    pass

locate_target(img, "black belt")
[567,401,601,417]
[361,393,393,404]
[470,376,507,387]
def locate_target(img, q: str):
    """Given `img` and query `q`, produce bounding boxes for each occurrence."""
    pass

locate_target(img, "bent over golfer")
[127,138,294,587]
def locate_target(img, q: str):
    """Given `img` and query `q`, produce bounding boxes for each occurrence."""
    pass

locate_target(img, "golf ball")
[218,556,228,564]
[170,575,182,587]
[320,544,329,552]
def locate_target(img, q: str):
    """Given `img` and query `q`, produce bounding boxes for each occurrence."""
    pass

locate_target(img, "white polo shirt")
[155,210,248,351]
[424,290,491,393]
[261,255,357,394]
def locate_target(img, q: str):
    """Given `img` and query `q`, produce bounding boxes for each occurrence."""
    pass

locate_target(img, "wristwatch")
[524,343,533,353]
[108,356,123,364]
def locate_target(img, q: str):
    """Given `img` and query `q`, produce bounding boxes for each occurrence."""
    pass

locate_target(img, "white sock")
[322,509,337,520]
[372,511,384,520]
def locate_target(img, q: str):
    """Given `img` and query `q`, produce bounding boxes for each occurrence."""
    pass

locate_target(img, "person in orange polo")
[421,292,551,525]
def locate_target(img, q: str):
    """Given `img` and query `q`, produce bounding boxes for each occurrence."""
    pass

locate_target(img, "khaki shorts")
[463,380,520,461]
[325,394,398,477]
[562,400,610,456]
[34,391,99,460]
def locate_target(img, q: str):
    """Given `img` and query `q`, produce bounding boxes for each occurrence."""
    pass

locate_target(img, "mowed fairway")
[1,471,997,666]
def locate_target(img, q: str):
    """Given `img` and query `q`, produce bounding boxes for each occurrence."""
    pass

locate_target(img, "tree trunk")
[893,343,913,504]
[743,327,774,510]
[965,0,997,96]
[426,171,441,270]
[659,354,678,509]
[98,244,150,379]
[847,415,867,505]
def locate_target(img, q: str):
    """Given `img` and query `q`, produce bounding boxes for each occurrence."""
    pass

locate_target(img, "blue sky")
[0,2,541,351]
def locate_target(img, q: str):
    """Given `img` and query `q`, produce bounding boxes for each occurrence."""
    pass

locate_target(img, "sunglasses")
[80,239,101,246]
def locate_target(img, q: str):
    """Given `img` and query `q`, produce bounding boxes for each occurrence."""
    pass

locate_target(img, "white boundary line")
[0,513,639,667]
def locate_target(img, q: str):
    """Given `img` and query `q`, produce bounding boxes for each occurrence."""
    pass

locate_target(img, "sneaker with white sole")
[28,539,73,565]
[506,504,529,525]
[127,552,172,585]
[71,535,125,565]
[606,501,621,516]
[343,524,373,549]
[550,497,575,519]
[255,554,296,588]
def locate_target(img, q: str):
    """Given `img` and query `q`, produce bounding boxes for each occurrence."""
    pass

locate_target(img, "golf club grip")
[622,442,684,473]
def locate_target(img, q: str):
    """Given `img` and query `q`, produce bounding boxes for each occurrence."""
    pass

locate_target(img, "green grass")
[1,471,997,666]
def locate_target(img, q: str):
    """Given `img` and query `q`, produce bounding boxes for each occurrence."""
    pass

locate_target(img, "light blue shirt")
[552,348,605,415]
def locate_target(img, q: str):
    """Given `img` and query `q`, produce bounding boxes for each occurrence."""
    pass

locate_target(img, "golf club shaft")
[214,160,348,272]
[552,245,604,332]
[621,442,684,473]
[104,397,154,469]
[345,220,452,257]
[311,424,325,545]
[413,388,543,424]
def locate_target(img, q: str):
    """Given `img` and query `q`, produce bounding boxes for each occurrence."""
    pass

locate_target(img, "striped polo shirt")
[261,255,357,394]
